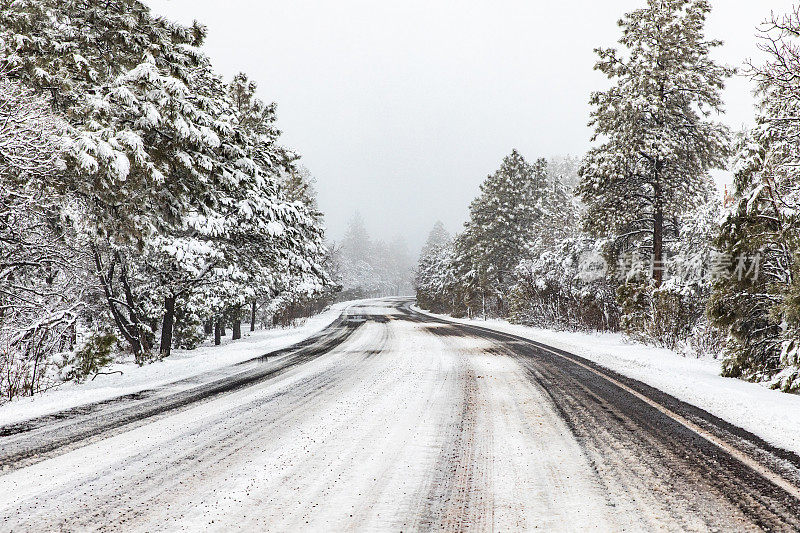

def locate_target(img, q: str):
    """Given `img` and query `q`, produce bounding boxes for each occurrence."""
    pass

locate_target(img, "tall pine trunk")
[214,319,221,346]
[652,173,664,287]
[159,295,175,357]
[653,203,664,286]
[232,318,242,340]
[250,301,257,332]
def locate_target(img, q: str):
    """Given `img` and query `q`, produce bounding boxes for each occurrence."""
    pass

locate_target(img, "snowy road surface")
[2,299,800,531]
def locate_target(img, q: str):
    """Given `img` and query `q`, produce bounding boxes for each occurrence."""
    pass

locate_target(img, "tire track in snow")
[4,299,798,531]
[0,312,359,472]
[412,305,800,531]
[0,322,391,531]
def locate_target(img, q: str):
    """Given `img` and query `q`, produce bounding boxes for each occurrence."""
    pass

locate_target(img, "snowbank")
[0,301,358,427]
[413,306,800,457]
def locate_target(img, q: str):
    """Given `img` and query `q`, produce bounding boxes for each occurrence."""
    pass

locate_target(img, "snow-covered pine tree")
[0,0,207,113]
[0,74,89,398]
[338,212,382,298]
[709,7,800,390]
[578,0,731,287]
[453,150,548,316]
[157,71,329,352]
[0,0,225,358]
[450,227,483,317]
[258,165,331,329]
[0,1,330,359]
[415,221,454,313]
[207,72,327,343]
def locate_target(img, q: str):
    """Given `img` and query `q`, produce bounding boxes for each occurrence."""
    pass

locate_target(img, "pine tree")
[0,1,330,359]
[209,73,327,346]
[578,0,731,286]
[338,212,379,297]
[709,7,800,390]
[454,150,548,316]
[1,0,228,357]
[385,237,414,296]
[415,221,453,312]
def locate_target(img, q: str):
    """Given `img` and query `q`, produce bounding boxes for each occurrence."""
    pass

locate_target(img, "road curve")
[1,298,799,531]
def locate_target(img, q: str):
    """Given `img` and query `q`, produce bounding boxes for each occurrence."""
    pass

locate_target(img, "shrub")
[62,332,117,382]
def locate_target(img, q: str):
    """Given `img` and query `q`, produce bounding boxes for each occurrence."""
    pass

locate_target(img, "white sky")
[146,0,795,252]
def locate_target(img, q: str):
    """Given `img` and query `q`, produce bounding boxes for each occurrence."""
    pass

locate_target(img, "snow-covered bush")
[0,72,96,400]
[510,236,620,332]
[773,341,800,392]
[60,333,116,382]
[0,189,89,400]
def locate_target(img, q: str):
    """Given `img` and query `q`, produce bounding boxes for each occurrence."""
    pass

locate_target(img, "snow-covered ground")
[4,298,794,530]
[413,306,800,457]
[0,302,660,531]
[0,301,358,427]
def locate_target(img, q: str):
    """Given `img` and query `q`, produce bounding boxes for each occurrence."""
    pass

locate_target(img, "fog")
[146,0,795,252]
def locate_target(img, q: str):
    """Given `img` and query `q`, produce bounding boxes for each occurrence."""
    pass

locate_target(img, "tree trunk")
[118,259,151,353]
[159,295,175,357]
[204,320,213,335]
[232,318,242,340]
[30,350,40,396]
[653,192,664,287]
[220,322,226,336]
[92,246,143,355]
[214,319,221,346]
[250,301,257,332]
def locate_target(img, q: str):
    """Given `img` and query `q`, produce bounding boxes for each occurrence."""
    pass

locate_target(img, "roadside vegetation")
[0,0,338,400]
[416,0,800,392]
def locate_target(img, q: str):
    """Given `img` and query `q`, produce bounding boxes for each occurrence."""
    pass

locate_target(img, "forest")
[0,0,349,399]
[2,0,800,402]
[416,0,800,392]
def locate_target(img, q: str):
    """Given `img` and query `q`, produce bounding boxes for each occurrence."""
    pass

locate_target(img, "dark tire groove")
[0,313,359,472]
[406,305,800,530]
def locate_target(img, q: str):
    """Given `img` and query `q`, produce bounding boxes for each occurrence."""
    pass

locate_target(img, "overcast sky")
[146,0,795,252]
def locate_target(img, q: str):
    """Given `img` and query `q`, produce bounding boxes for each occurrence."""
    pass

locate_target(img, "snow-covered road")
[1,299,799,531]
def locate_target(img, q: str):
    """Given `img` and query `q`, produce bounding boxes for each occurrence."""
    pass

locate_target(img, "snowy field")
[413,306,800,457]
[0,301,361,427]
